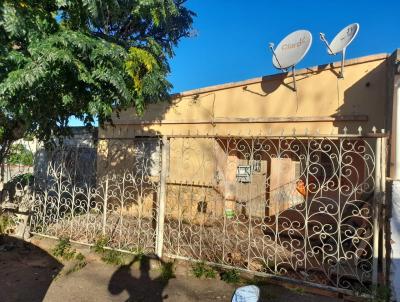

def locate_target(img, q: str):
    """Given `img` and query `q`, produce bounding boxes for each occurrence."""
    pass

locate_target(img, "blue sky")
[70,0,400,126]
[169,0,400,92]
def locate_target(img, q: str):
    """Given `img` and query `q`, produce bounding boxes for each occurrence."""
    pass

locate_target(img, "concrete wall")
[388,50,400,301]
[99,53,389,141]
[93,50,400,296]
[389,180,400,301]
[97,54,390,194]
[97,52,393,225]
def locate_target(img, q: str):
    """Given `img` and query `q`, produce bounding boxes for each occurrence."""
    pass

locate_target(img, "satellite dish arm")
[319,33,335,55]
[269,43,296,91]
[269,43,283,69]
[291,66,297,92]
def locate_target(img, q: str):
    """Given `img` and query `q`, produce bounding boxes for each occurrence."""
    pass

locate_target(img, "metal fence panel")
[163,135,381,293]
[30,139,162,253]
[5,131,385,294]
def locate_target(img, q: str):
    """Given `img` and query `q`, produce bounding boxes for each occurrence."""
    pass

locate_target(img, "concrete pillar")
[390,57,400,301]
[395,86,400,180]
[156,136,169,258]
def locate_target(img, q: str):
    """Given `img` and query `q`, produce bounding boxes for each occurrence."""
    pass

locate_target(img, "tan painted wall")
[388,50,400,178]
[97,53,392,222]
[99,53,389,140]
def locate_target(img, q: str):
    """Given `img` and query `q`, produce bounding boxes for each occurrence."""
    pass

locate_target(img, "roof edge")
[171,53,389,99]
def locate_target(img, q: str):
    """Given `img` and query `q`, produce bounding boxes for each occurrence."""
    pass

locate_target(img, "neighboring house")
[2,127,98,185]
[1,164,33,184]
[0,138,38,184]
[34,127,98,186]
[1,127,98,202]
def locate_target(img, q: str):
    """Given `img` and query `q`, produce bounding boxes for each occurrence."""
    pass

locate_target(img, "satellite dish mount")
[269,43,298,91]
[269,30,313,91]
[320,23,359,78]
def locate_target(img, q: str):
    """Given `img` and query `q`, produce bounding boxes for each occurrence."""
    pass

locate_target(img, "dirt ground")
[0,236,342,302]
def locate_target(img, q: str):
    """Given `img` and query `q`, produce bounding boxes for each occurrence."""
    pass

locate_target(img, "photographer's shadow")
[108,255,171,302]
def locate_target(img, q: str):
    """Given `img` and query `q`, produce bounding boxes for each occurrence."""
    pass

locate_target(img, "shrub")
[220,269,240,284]
[191,261,216,279]
[101,250,125,266]
[92,236,109,254]
[6,144,34,166]
[160,261,175,281]
[92,236,125,265]
[0,213,15,235]
[52,237,76,260]
[53,237,87,274]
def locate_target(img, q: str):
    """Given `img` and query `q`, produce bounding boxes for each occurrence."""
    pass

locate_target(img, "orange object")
[296,180,307,197]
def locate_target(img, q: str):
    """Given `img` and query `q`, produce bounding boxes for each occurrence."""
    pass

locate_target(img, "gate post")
[373,136,382,286]
[102,174,109,236]
[380,135,388,285]
[156,136,169,258]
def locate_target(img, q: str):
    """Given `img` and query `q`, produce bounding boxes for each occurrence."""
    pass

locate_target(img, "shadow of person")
[108,255,170,302]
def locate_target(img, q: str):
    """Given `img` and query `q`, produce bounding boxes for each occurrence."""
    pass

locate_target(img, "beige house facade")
[95,50,400,295]
[97,51,398,218]
[99,52,392,140]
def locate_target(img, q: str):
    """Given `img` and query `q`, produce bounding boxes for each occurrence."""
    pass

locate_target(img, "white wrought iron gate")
[30,138,162,253]
[162,132,388,294]
[28,130,388,294]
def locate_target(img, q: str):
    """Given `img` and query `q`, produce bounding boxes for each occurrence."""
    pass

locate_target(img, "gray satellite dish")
[269,30,312,91]
[320,23,359,78]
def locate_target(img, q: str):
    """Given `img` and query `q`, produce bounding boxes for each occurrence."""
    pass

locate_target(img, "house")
[34,126,98,185]
[94,51,400,293]
[97,52,394,216]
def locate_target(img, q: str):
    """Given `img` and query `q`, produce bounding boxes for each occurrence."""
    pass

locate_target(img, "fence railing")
[162,134,387,293]
[1,130,388,294]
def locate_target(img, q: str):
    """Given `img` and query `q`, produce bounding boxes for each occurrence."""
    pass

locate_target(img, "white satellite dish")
[269,30,312,91]
[320,23,359,78]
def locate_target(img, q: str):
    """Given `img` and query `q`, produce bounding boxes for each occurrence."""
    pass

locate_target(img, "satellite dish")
[271,30,313,69]
[327,23,359,55]
[269,30,312,91]
[320,23,359,78]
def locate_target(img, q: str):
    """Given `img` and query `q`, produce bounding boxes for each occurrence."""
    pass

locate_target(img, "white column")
[156,136,168,258]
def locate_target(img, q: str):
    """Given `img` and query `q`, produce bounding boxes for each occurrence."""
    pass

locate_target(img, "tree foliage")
[0,0,194,169]
[6,143,34,166]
